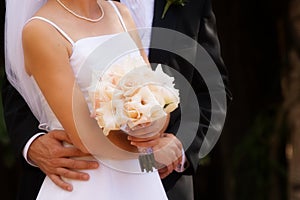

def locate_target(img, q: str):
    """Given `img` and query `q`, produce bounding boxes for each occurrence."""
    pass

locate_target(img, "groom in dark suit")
[117,0,231,199]
[2,0,230,200]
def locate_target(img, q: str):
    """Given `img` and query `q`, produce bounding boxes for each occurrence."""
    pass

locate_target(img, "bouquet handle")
[138,147,156,172]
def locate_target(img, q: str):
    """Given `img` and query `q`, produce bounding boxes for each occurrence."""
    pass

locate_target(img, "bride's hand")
[28,130,99,191]
[129,133,183,178]
[125,120,165,148]
[124,114,170,140]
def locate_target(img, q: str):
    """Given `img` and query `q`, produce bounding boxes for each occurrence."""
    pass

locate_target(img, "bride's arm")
[22,20,139,157]
[113,2,170,134]
[22,20,89,153]
[115,5,172,131]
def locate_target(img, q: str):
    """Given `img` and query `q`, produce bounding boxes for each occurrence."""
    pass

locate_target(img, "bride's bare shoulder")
[22,13,68,60]
[22,19,51,43]
[23,0,66,32]
[22,17,59,45]
[23,3,57,38]
[22,1,69,49]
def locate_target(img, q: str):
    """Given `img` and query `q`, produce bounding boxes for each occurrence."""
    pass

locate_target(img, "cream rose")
[89,54,180,136]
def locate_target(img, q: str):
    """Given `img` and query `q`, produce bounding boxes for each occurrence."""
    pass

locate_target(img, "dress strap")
[27,16,75,45]
[108,1,128,32]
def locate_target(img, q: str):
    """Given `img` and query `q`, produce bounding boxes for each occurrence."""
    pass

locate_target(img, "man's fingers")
[48,174,73,191]
[29,130,101,191]
[42,159,99,191]
[59,147,91,157]
[59,158,99,170]
[56,167,90,181]
[47,157,99,170]
[51,130,72,143]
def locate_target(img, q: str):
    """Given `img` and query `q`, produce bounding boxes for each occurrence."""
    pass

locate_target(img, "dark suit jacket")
[149,0,230,195]
[2,0,230,199]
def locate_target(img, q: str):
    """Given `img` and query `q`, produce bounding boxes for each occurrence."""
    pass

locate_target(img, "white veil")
[5,0,47,123]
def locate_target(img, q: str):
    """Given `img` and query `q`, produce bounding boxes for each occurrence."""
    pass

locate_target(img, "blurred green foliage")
[233,106,287,200]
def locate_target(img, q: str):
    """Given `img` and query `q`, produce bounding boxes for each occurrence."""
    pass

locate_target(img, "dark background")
[0,0,299,199]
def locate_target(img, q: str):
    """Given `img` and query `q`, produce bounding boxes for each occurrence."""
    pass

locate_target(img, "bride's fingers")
[160,159,180,179]
[130,139,159,147]
[48,174,73,191]
[127,117,167,136]
[127,133,161,142]
[158,164,173,179]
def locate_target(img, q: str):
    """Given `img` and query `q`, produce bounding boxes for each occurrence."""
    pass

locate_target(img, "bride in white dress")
[5,0,169,199]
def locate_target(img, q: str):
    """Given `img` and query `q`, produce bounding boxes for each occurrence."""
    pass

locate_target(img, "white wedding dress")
[31,2,168,200]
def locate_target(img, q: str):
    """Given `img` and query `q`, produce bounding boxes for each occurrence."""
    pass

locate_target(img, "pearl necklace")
[56,0,104,23]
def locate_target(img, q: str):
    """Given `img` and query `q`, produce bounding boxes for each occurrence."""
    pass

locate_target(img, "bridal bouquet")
[89,54,180,172]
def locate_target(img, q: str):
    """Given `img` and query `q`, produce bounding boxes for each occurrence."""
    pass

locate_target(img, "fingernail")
[130,142,135,145]
[82,174,89,180]
[67,186,73,191]
[92,162,99,168]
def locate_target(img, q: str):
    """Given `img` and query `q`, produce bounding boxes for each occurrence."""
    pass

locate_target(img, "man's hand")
[28,130,99,191]
[129,133,183,179]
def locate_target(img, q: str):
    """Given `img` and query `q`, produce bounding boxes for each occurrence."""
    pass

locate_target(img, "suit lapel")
[149,0,178,63]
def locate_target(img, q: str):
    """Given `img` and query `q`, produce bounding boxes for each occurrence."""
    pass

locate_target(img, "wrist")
[175,148,189,173]
[23,132,46,167]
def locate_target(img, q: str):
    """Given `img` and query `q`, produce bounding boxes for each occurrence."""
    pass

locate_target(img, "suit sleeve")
[183,0,232,174]
[2,76,44,159]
